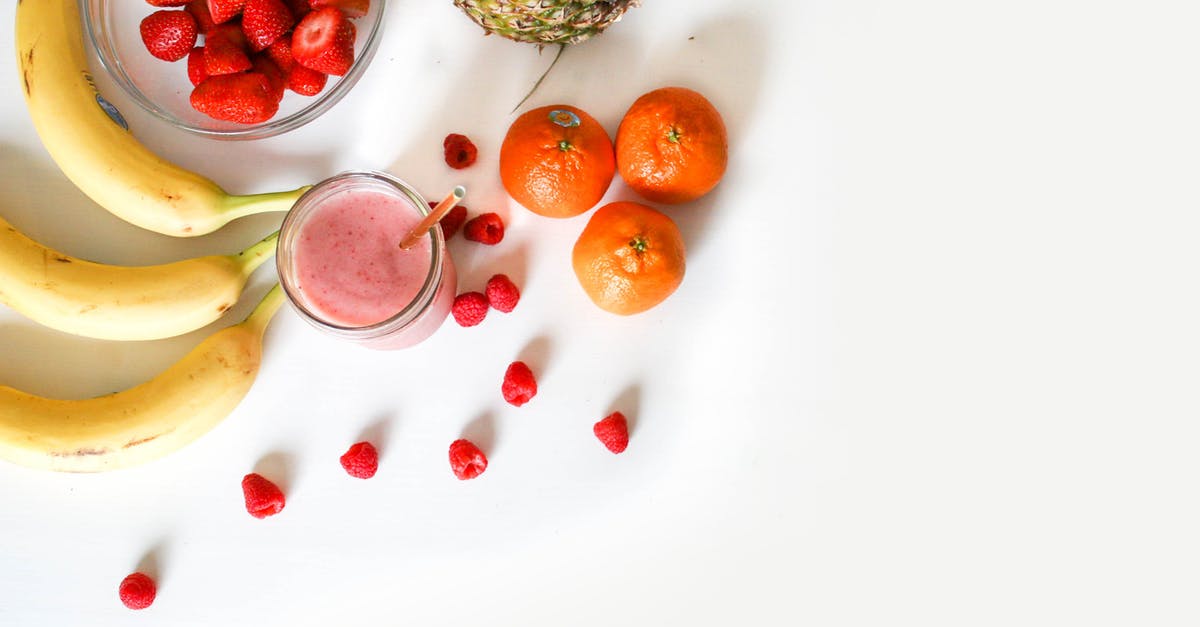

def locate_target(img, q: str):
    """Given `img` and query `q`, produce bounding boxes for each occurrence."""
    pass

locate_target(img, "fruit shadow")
[356,411,395,459]
[516,334,554,382]
[606,383,643,436]
[135,539,169,584]
[461,410,497,454]
[452,238,530,296]
[253,450,297,494]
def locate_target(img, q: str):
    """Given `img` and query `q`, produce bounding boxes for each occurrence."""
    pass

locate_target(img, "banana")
[0,214,277,341]
[0,284,285,473]
[15,0,309,237]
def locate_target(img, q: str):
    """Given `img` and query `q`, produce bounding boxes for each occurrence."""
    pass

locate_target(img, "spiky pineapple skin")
[453,0,640,46]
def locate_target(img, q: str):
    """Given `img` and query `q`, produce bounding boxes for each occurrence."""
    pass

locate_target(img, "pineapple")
[453,0,641,46]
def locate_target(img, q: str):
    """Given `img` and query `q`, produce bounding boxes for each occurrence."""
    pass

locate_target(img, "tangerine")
[572,201,686,315]
[500,105,616,218]
[615,87,728,205]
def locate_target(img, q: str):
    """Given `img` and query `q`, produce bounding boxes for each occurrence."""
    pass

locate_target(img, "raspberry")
[452,292,489,327]
[339,441,378,479]
[443,133,478,169]
[438,205,469,241]
[241,473,285,519]
[118,572,156,610]
[463,213,505,245]
[593,412,630,454]
[448,438,487,480]
[485,274,520,313]
[501,361,537,406]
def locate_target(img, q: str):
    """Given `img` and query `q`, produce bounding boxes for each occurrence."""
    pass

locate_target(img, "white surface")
[0,0,1197,625]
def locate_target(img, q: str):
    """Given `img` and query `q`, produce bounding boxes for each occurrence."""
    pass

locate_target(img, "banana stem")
[220,186,312,222]
[241,284,286,338]
[233,230,280,278]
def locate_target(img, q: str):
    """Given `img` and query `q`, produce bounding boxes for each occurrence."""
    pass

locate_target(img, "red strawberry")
[287,64,327,96]
[252,54,287,103]
[147,0,191,6]
[186,46,208,86]
[292,7,356,76]
[191,72,279,123]
[265,34,294,73]
[207,0,246,24]
[285,0,312,19]
[203,23,251,75]
[310,0,369,18]
[593,412,629,454]
[140,10,198,62]
[242,0,294,51]
[185,0,217,32]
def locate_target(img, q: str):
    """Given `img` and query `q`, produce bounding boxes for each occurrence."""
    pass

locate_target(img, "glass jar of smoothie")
[276,171,457,349]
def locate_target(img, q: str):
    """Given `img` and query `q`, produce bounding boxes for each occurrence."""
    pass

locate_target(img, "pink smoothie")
[292,189,445,330]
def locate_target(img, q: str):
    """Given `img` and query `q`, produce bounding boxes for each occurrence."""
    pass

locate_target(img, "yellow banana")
[0,215,277,341]
[15,0,309,237]
[0,284,285,473]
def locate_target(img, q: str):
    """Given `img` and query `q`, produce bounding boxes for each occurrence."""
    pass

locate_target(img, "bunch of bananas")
[0,0,306,472]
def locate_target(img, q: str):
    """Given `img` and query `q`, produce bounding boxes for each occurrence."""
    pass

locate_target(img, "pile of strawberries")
[138,0,369,124]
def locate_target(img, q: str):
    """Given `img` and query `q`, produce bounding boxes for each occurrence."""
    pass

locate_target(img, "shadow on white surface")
[356,412,395,458]
[253,450,296,494]
[606,383,642,436]
[461,410,496,454]
[516,334,554,381]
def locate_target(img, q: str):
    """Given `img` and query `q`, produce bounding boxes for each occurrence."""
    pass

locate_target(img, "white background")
[1,0,1198,624]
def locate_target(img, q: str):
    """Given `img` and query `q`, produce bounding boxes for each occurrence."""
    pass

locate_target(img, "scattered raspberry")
[452,292,489,327]
[448,438,487,480]
[241,472,286,519]
[443,133,478,169]
[430,202,468,241]
[118,572,156,610]
[339,441,378,479]
[501,361,537,406]
[140,10,199,62]
[485,274,520,313]
[593,412,630,453]
[463,213,505,245]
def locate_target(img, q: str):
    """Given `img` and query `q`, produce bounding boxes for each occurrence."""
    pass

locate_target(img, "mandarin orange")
[572,201,686,315]
[500,105,616,218]
[615,87,728,205]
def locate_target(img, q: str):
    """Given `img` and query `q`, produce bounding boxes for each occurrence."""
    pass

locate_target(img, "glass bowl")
[82,0,386,140]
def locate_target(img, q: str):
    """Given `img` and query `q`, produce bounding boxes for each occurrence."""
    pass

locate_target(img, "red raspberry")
[485,274,520,313]
[118,572,156,610]
[501,361,537,406]
[241,472,285,519]
[593,412,630,454]
[443,133,478,169]
[448,438,488,480]
[430,202,468,241]
[463,213,505,245]
[339,441,378,479]
[452,291,489,327]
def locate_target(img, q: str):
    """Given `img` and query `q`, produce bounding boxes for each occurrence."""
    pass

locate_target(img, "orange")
[615,87,728,205]
[572,201,686,315]
[500,105,616,218]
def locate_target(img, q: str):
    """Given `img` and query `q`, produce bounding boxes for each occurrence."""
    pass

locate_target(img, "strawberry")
[186,46,208,86]
[191,72,279,123]
[139,10,198,62]
[285,0,312,19]
[292,7,356,76]
[147,0,191,6]
[242,0,294,51]
[252,54,287,103]
[185,0,217,32]
[203,23,251,75]
[287,64,327,96]
[309,0,369,18]
[265,34,295,73]
[207,0,246,24]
